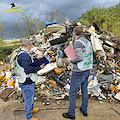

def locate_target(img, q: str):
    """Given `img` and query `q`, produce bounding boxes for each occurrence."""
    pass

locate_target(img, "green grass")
[4,42,21,47]
[0,41,22,47]
[0,40,22,61]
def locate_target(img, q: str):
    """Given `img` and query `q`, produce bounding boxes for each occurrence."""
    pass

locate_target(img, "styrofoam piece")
[37,62,57,75]
[15,77,22,91]
[53,33,61,39]
[30,47,42,55]
[5,72,12,79]
[64,84,70,90]
[114,92,120,100]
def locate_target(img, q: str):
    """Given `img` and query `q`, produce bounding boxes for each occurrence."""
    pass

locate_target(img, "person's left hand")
[68,57,71,61]
[36,54,43,59]
[40,63,46,69]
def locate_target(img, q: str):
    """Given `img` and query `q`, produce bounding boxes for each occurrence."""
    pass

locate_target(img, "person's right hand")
[68,56,71,61]
[40,63,46,69]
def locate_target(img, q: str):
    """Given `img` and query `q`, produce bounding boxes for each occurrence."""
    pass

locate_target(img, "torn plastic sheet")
[97,73,114,83]
[91,35,105,56]
[35,76,47,85]
[88,77,107,99]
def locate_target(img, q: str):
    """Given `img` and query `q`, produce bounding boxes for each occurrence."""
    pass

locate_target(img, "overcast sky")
[0,0,120,24]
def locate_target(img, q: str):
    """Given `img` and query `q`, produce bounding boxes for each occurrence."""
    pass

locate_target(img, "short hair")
[22,39,32,46]
[73,26,83,36]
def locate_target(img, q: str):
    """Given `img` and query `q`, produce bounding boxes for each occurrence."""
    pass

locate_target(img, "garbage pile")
[0,20,120,105]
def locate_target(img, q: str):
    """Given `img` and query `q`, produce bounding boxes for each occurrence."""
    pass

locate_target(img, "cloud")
[0,0,120,23]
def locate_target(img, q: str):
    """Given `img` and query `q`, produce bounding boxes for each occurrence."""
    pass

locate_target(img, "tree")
[12,10,45,38]
[11,23,21,38]
[78,3,120,35]
[45,5,66,23]
[0,21,7,40]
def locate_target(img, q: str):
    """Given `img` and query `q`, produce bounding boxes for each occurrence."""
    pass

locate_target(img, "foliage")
[12,10,45,38]
[12,7,66,38]
[0,39,22,61]
[0,45,20,61]
[11,23,21,38]
[77,3,120,35]
[0,21,8,40]
[45,5,66,23]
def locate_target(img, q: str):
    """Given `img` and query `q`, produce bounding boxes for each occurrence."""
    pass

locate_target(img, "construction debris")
[0,20,120,106]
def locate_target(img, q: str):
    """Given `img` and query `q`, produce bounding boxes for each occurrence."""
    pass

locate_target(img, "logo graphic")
[3,3,23,12]
[11,3,22,10]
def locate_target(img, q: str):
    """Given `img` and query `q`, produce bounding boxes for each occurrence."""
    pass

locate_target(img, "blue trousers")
[19,83,35,119]
[68,70,90,116]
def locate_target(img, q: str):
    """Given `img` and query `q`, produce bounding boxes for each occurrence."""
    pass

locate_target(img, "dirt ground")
[0,98,120,120]
[0,65,120,120]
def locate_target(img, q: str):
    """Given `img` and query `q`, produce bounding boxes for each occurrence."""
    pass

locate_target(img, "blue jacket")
[17,49,41,85]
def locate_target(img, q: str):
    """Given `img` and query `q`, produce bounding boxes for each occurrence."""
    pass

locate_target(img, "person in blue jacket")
[16,39,45,120]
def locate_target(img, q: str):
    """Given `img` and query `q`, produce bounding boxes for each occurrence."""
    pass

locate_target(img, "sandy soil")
[0,65,120,120]
[0,98,120,120]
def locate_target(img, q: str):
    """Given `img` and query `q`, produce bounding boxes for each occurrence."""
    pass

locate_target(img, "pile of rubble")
[0,20,120,105]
